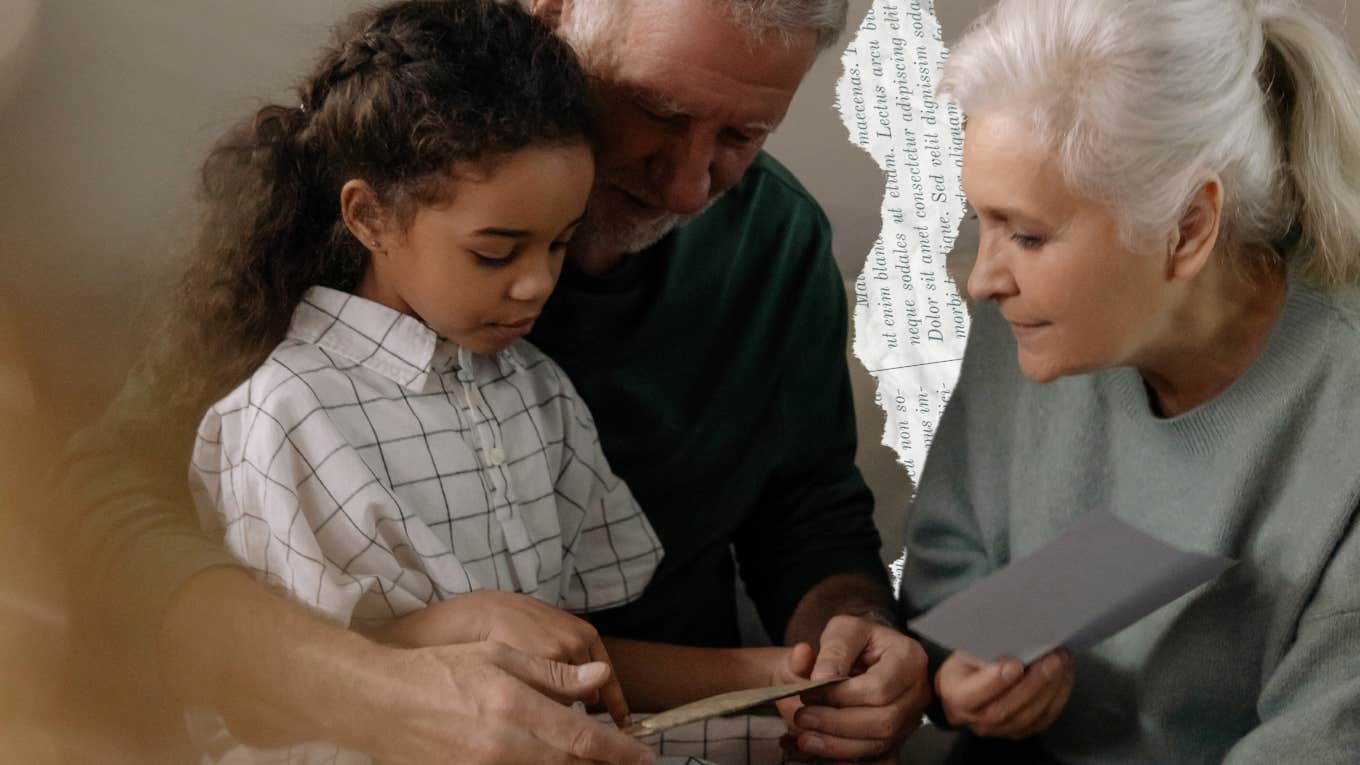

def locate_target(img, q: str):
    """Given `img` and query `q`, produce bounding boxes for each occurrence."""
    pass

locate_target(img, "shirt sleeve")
[188,367,413,627]
[50,364,241,708]
[1223,505,1360,764]
[731,203,890,644]
[896,303,1017,727]
[550,365,663,614]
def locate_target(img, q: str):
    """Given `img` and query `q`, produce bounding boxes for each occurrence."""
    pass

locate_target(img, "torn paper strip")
[836,0,968,489]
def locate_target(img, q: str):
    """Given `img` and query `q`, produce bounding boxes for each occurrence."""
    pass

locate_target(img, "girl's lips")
[488,317,536,341]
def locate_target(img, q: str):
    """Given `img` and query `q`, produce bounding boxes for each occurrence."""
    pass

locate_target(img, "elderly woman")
[900,0,1360,762]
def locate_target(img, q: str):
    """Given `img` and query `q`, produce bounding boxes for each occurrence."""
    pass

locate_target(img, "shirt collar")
[288,286,457,390]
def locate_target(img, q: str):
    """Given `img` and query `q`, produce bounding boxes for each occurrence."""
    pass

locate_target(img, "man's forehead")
[596,0,817,125]
[616,82,780,132]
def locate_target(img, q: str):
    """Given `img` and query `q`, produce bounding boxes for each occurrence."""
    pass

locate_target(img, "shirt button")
[488,447,506,465]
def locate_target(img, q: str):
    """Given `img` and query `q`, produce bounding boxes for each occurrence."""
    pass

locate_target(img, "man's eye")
[1011,233,1045,250]
[722,129,757,146]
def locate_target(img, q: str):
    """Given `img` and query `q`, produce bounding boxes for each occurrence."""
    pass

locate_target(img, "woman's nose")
[966,234,1017,302]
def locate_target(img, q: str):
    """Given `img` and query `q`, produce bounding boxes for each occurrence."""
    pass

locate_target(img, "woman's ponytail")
[1260,2,1360,289]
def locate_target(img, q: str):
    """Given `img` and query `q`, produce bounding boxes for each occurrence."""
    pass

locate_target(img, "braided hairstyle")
[154,0,591,411]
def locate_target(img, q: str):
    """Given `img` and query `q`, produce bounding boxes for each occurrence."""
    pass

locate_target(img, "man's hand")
[371,590,631,726]
[936,650,1073,740]
[777,614,930,763]
[360,640,655,765]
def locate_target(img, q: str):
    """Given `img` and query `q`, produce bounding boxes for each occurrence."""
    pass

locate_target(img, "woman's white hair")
[942,0,1360,290]
[562,0,847,67]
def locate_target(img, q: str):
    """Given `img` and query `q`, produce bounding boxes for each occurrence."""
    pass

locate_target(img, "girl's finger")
[588,637,632,728]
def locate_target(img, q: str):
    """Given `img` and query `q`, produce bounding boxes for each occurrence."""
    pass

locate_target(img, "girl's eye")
[1011,233,1045,250]
[473,251,512,267]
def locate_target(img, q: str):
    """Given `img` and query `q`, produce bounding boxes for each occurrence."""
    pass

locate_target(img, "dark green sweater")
[532,153,887,646]
[53,153,886,709]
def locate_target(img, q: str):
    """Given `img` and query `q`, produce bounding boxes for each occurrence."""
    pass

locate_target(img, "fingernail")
[576,663,608,684]
[1000,662,1022,682]
[802,734,825,753]
[799,712,821,729]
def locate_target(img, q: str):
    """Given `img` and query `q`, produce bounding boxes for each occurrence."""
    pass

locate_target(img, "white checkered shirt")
[186,287,664,765]
[190,286,662,625]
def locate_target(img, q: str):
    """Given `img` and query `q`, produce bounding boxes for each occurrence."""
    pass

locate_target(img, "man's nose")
[651,131,714,216]
[966,233,1017,302]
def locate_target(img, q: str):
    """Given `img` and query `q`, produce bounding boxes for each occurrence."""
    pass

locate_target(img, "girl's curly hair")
[151,0,592,412]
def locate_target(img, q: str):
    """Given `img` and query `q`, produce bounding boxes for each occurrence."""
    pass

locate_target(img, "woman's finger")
[938,652,1025,724]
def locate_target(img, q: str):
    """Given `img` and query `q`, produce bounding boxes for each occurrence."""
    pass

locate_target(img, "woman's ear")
[1166,177,1224,281]
[340,179,389,253]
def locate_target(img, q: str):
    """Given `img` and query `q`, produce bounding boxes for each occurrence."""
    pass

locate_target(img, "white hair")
[563,0,848,62]
[942,0,1360,290]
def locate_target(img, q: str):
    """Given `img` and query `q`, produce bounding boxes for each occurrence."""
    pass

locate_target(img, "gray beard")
[575,190,726,256]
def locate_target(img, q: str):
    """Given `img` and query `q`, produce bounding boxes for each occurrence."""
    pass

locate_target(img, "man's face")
[569,0,818,255]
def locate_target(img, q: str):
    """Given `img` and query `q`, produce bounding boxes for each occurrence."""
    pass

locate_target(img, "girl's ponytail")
[1260,2,1360,290]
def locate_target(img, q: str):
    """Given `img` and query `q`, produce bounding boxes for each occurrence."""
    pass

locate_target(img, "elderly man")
[55,0,929,762]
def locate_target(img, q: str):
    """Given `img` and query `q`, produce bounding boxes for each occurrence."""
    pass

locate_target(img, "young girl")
[176,2,811,763]
[178,2,657,762]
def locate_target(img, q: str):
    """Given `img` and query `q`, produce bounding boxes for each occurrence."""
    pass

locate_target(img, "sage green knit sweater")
[902,280,1360,763]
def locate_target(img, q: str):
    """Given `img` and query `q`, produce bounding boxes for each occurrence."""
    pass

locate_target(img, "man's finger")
[809,615,873,680]
[468,717,600,765]
[498,675,654,765]
[802,649,913,708]
[794,728,893,761]
[793,700,913,741]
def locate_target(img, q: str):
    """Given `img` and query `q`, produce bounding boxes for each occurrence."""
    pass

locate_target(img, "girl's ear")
[528,0,566,31]
[340,179,389,252]
[1166,177,1224,282]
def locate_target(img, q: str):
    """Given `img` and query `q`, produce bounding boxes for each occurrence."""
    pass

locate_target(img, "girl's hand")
[371,591,631,727]
[936,650,1074,739]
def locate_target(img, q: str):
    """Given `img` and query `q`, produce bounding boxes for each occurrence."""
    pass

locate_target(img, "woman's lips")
[1008,320,1049,339]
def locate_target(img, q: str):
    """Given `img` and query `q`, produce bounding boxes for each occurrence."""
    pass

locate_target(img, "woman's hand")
[358,640,655,765]
[936,649,1074,739]
[371,590,631,726]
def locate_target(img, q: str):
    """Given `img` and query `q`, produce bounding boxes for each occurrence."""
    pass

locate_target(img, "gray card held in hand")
[907,511,1234,664]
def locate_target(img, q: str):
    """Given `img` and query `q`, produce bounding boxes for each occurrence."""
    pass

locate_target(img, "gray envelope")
[907,511,1235,664]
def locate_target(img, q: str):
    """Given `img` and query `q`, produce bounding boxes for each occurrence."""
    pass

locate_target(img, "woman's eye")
[1011,233,1045,250]
[549,239,571,252]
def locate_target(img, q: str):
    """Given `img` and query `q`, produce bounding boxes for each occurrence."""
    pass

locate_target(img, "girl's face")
[355,142,595,354]
[960,114,1173,382]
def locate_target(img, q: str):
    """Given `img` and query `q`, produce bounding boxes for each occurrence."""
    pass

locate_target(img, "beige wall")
[0,1,1356,562]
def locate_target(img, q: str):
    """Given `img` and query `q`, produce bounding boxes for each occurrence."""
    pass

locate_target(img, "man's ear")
[1166,177,1223,282]
[528,0,566,31]
[339,179,389,253]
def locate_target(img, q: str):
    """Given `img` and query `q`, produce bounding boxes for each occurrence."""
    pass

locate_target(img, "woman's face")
[360,142,595,355]
[961,114,1173,383]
